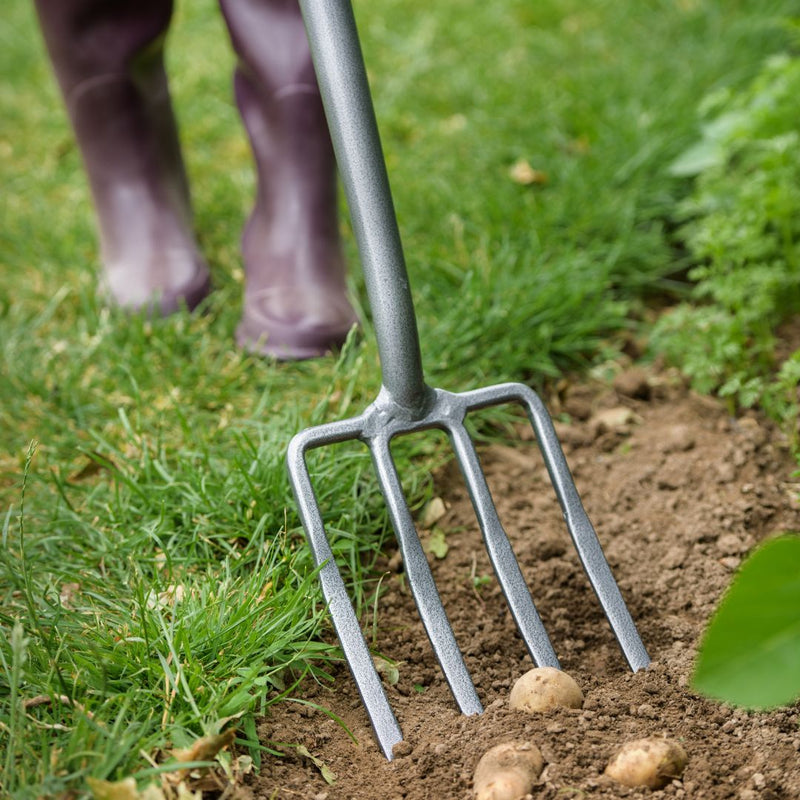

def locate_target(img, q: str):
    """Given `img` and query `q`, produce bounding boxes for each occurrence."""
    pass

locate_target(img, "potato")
[473,741,543,800]
[509,667,584,713]
[604,737,688,789]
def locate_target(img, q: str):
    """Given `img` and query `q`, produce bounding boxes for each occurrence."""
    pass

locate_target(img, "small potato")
[604,737,688,789]
[473,741,543,800]
[509,667,584,713]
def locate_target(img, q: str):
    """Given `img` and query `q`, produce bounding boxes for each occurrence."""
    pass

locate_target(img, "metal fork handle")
[299,0,429,415]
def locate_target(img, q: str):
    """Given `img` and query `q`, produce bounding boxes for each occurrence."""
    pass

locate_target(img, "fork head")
[287,381,649,759]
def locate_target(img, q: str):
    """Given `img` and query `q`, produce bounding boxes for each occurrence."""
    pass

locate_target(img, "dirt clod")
[613,367,652,400]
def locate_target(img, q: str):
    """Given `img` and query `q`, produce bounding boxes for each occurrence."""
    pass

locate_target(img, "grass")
[1,0,797,795]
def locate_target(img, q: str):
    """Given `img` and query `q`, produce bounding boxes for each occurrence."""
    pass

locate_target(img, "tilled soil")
[248,370,800,799]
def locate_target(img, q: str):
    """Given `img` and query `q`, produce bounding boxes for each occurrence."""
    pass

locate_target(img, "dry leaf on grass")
[87,777,202,800]
[509,159,548,186]
[87,777,141,800]
[88,729,243,800]
[145,584,187,610]
[68,452,117,482]
[23,693,92,718]
[59,582,81,608]
[172,728,237,765]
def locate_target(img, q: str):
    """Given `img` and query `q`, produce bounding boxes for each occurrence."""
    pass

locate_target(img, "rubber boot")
[219,0,357,359]
[34,0,211,315]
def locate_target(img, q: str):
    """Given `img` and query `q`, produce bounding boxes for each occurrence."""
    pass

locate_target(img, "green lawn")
[1,0,796,795]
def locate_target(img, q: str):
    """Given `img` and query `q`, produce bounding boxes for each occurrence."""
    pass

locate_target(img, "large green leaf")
[692,535,800,708]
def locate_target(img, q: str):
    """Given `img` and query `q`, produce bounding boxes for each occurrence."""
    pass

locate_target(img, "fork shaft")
[299,0,428,415]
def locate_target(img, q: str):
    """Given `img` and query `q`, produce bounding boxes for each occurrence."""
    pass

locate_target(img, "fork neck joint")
[373,384,436,426]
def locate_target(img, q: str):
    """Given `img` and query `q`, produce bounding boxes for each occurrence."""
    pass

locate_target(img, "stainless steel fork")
[287,0,650,760]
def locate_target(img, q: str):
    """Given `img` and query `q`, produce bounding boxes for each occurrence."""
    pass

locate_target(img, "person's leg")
[34,0,211,314]
[219,0,357,359]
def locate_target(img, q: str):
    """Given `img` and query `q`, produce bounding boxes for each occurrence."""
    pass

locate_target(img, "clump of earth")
[247,367,800,799]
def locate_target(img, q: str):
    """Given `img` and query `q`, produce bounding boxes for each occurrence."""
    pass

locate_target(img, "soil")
[246,368,800,800]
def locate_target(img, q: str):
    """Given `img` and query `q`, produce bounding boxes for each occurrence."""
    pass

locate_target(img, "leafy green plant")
[693,535,800,709]
[653,51,800,420]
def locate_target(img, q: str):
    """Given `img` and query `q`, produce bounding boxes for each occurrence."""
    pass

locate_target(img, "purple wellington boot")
[34,0,211,315]
[220,0,358,359]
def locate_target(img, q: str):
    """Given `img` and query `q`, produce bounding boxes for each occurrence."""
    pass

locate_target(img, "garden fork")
[287,0,650,760]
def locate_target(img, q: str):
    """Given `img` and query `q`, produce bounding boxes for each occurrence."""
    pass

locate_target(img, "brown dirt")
[247,369,800,799]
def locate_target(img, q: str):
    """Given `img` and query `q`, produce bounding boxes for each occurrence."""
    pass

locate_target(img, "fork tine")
[447,420,561,668]
[517,386,651,671]
[287,427,404,759]
[368,433,483,716]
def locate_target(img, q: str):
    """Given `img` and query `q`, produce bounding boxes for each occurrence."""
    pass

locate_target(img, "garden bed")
[249,369,800,799]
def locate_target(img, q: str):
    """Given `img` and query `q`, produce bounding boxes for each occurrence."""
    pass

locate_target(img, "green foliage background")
[654,49,800,425]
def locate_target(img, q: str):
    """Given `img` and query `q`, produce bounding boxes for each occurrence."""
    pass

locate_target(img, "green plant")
[693,534,800,708]
[653,51,800,421]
